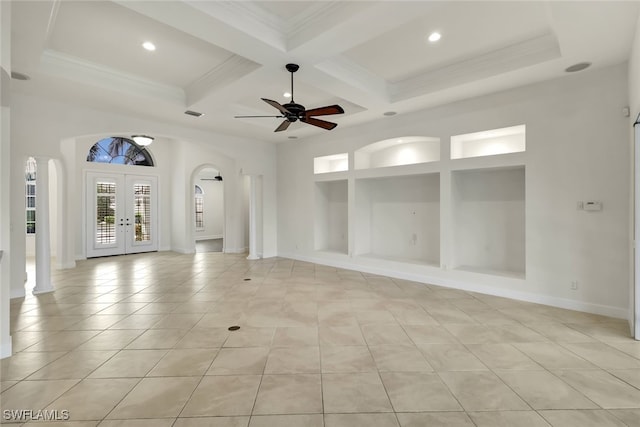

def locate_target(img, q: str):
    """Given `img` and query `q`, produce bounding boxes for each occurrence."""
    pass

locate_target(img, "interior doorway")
[86,172,158,257]
[194,167,225,253]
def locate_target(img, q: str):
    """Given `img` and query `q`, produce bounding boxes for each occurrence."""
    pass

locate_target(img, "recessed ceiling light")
[288,136,298,139]
[427,32,441,43]
[565,62,591,73]
[185,110,204,117]
[383,111,397,116]
[283,92,292,98]
[142,41,156,51]
[10,71,30,81]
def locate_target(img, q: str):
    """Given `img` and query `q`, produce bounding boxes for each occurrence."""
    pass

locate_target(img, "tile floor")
[1,251,640,426]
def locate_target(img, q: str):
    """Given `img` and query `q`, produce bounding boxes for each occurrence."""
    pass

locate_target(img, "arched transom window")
[87,137,154,166]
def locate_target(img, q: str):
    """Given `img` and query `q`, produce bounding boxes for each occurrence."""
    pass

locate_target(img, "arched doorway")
[193,167,225,253]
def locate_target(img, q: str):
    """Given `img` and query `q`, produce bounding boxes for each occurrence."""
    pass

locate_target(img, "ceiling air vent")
[184,110,204,117]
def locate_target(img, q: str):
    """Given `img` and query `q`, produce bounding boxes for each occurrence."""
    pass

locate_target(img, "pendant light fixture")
[131,135,154,146]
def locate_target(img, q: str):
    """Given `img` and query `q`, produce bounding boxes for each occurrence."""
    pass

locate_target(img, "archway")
[192,165,225,253]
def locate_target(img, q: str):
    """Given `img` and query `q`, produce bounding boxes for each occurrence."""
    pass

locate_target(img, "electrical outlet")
[412,233,418,245]
[571,280,578,290]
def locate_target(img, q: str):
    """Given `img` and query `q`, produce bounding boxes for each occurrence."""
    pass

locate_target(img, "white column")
[247,175,259,260]
[33,157,53,294]
[1,0,13,358]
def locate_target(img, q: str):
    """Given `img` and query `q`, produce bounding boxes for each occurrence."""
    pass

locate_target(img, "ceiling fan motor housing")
[286,63,300,73]
[284,102,305,121]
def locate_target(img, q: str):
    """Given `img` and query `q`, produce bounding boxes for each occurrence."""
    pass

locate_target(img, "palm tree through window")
[87,137,154,166]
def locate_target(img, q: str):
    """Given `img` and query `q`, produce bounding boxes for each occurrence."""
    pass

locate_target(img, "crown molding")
[184,0,287,52]
[40,49,185,105]
[391,33,562,102]
[186,55,261,106]
[315,55,390,103]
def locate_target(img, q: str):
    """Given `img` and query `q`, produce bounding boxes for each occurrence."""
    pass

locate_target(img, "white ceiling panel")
[48,1,236,87]
[344,1,551,82]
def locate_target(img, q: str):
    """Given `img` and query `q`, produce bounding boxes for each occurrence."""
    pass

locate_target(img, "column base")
[32,286,54,295]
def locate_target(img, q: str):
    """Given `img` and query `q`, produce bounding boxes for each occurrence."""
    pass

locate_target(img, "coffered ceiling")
[9,1,640,142]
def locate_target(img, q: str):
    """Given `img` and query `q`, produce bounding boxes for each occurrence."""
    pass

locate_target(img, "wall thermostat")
[583,201,603,211]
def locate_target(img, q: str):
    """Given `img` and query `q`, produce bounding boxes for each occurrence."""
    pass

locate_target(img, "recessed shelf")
[315,180,348,254]
[314,153,349,174]
[355,173,440,265]
[355,136,440,170]
[452,166,525,277]
[451,125,525,159]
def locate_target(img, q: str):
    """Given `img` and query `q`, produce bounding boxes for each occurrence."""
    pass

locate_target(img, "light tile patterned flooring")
[2,251,640,427]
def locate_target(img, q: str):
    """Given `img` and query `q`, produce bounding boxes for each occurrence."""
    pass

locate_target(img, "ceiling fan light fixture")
[132,135,154,146]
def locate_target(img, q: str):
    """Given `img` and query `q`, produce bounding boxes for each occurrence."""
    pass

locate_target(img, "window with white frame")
[25,157,36,234]
[195,185,204,230]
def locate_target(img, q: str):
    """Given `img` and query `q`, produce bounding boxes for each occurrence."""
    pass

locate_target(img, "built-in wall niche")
[355,174,440,265]
[451,125,525,159]
[452,166,525,278]
[355,136,440,170]
[314,153,349,174]
[314,180,348,254]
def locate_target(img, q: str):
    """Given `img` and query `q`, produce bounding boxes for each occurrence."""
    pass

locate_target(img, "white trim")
[225,247,248,254]
[196,235,223,241]
[279,251,628,320]
[391,33,561,102]
[10,287,25,299]
[41,49,185,104]
[56,261,76,270]
[630,122,640,340]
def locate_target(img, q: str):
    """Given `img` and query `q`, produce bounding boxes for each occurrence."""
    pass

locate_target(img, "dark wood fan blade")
[261,98,292,115]
[301,117,338,130]
[305,105,344,117]
[234,115,284,118]
[274,120,291,132]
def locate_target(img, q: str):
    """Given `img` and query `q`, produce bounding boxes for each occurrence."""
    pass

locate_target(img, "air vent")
[184,110,204,117]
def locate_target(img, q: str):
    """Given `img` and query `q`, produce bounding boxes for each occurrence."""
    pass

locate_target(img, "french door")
[86,172,158,257]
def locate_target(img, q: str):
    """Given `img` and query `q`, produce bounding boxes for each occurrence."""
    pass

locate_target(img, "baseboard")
[279,251,628,320]
[196,235,223,241]
[225,247,248,254]
[173,247,195,254]
[56,261,76,270]
[10,287,25,299]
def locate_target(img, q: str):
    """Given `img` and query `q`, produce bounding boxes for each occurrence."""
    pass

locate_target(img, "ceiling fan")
[235,63,344,132]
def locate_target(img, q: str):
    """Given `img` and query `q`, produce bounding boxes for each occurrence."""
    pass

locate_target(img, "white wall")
[278,63,630,318]
[452,167,525,275]
[9,92,278,299]
[627,11,640,337]
[315,180,348,253]
[355,175,440,264]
